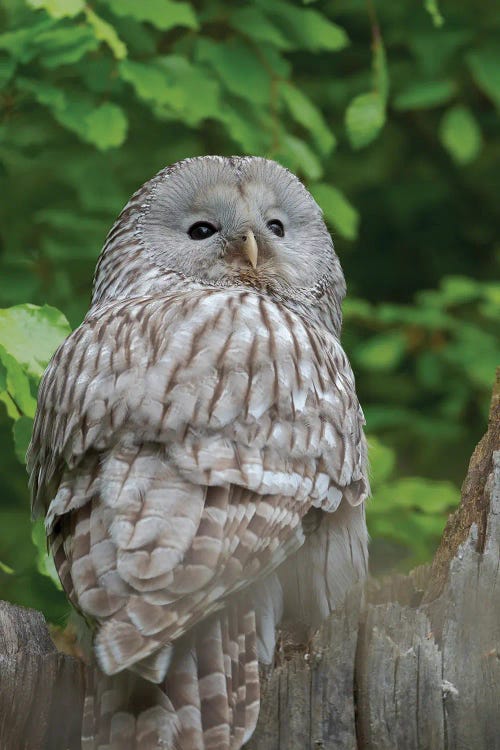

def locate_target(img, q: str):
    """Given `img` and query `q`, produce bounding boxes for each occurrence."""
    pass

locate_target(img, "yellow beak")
[241,230,258,269]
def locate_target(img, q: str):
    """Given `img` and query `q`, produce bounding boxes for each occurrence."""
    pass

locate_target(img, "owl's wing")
[28,289,368,678]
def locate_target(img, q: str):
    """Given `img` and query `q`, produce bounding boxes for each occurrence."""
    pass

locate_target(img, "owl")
[28,156,369,749]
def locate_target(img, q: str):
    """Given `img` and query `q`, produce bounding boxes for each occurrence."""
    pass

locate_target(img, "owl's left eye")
[267,219,284,238]
[188,222,218,240]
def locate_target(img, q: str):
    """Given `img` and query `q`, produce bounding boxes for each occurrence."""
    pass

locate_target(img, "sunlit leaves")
[0,305,70,468]
[0,304,70,379]
[84,7,127,60]
[0,344,37,419]
[423,0,444,28]
[104,0,198,31]
[439,106,482,164]
[27,0,84,19]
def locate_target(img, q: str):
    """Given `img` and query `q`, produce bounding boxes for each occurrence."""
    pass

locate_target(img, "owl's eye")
[188,222,218,240]
[267,219,284,238]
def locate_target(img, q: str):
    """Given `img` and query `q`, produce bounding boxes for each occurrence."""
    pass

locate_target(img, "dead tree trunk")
[1,372,499,749]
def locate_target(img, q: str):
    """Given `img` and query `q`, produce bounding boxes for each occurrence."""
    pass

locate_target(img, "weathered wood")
[0,600,84,750]
[426,367,500,602]
[1,373,499,749]
[247,448,500,750]
[248,372,500,750]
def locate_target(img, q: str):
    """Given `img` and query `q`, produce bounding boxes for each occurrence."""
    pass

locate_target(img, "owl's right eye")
[188,222,218,240]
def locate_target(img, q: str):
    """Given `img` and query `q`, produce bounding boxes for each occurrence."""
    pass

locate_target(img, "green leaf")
[356,331,407,371]
[36,26,99,68]
[85,7,127,60]
[218,102,272,153]
[439,275,481,304]
[17,78,128,149]
[446,325,499,388]
[105,0,198,31]
[230,7,291,49]
[260,1,349,52]
[0,22,98,69]
[195,39,271,105]
[467,48,500,109]
[277,135,323,180]
[120,57,220,125]
[280,82,335,155]
[423,0,444,27]
[32,519,63,589]
[345,92,385,149]
[342,298,374,319]
[310,183,359,240]
[120,58,176,105]
[0,19,56,63]
[371,477,458,513]
[0,304,71,380]
[0,560,14,575]
[84,102,128,150]
[13,415,33,464]
[368,436,396,487]
[27,0,84,18]
[0,345,37,418]
[439,106,482,164]
[393,79,456,110]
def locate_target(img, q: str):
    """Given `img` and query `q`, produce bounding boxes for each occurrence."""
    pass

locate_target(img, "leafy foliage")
[0,0,498,619]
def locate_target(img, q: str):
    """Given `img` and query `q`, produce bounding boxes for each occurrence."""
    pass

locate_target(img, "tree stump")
[1,372,498,749]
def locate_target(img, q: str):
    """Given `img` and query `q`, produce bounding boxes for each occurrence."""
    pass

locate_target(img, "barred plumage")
[28,156,369,749]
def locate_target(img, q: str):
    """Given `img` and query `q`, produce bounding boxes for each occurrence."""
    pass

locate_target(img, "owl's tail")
[82,601,260,750]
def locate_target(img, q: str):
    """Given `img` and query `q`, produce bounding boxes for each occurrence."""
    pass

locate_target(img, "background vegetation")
[0,0,498,624]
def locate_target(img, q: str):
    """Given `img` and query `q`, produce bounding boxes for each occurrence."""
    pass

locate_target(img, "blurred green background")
[0,0,499,625]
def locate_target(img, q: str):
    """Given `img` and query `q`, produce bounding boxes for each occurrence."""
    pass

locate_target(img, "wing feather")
[28,289,368,679]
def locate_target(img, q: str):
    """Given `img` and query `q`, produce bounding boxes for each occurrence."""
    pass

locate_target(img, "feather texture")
[28,156,369,749]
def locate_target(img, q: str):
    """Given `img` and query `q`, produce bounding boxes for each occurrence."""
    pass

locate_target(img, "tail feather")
[82,666,180,750]
[83,599,259,749]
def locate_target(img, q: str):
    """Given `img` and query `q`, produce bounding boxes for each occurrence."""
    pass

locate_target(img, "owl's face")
[95,156,346,315]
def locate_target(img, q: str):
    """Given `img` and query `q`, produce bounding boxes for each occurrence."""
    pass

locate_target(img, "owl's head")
[93,156,346,320]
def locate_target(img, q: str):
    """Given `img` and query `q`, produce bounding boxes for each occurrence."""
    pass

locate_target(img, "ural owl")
[28,156,369,749]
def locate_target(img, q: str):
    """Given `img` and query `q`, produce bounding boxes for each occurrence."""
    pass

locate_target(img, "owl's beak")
[241,230,258,269]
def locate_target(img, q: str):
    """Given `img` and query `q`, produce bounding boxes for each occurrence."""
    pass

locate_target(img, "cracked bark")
[1,371,499,749]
